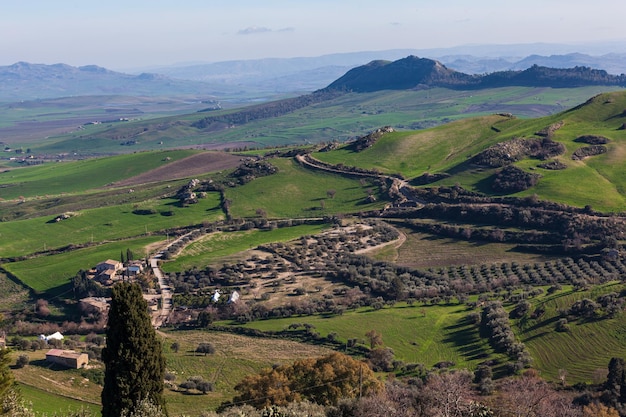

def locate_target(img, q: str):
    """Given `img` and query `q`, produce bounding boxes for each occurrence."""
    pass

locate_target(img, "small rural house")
[46,349,89,369]
[126,261,144,276]
[96,259,122,274]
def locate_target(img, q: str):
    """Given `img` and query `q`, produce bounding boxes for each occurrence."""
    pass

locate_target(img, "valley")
[2,60,626,415]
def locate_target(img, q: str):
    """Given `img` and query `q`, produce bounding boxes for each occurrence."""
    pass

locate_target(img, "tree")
[365,330,383,349]
[0,346,15,403]
[195,343,215,356]
[15,355,28,369]
[231,352,382,409]
[101,282,167,417]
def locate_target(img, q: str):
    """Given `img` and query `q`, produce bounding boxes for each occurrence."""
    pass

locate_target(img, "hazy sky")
[1,0,624,70]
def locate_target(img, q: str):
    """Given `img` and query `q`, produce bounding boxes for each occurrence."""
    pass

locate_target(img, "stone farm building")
[46,349,89,369]
[96,259,122,274]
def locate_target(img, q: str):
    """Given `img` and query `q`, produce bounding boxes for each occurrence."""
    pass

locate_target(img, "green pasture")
[161,223,329,273]
[18,383,101,417]
[225,158,387,219]
[515,282,626,384]
[4,236,163,293]
[231,302,497,370]
[0,149,198,200]
[0,194,222,258]
[314,115,513,179]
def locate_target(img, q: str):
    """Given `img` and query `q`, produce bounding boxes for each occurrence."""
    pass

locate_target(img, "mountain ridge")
[326,56,626,92]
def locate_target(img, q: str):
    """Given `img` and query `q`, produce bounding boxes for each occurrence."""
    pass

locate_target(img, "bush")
[15,354,29,368]
[195,343,215,356]
[556,318,570,332]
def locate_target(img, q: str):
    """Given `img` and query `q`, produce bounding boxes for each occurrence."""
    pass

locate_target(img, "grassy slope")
[515,282,626,384]
[314,114,512,178]
[13,331,331,417]
[0,194,222,258]
[231,302,500,371]
[0,149,198,200]
[225,158,387,219]
[315,90,626,211]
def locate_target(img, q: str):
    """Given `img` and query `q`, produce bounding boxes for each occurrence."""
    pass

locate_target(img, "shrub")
[15,354,29,369]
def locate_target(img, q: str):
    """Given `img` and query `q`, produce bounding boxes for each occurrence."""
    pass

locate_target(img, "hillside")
[327,56,626,92]
[314,90,626,211]
[5,91,626,414]
[12,85,621,157]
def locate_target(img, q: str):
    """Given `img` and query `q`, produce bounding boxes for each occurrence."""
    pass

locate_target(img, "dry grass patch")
[389,229,556,269]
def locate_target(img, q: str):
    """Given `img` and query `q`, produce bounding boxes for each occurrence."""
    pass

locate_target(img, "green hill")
[315,90,626,211]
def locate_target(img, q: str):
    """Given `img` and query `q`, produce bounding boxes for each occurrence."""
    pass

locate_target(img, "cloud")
[238,26,272,35]
[238,26,295,35]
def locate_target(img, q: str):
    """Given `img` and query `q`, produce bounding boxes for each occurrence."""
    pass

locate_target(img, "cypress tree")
[102,282,166,417]
[0,346,15,403]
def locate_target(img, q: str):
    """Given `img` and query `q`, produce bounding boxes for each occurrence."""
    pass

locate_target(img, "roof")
[46,349,85,359]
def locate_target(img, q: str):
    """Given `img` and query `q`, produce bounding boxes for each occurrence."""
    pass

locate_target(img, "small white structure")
[212,290,221,303]
[39,331,64,342]
[228,291,240,304]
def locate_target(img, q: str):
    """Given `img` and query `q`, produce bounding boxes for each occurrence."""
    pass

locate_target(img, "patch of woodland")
[345,126,395,152]
[471,137,565,168]
[574,135,611,145]
[492,165,541,193]
[383,198,625,254]
[480,302,532,370]
[572,145,608,160]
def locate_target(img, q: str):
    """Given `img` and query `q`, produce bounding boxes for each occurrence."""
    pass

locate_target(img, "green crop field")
[0,150,198,200]
[0,195,222,258]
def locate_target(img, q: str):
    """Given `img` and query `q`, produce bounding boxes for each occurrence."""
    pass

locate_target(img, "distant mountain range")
[326,56,626,92]
[2,46,626,103]
[0,62,221,101]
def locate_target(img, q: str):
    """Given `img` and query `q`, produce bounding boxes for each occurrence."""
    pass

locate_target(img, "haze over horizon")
[1,0,625,71]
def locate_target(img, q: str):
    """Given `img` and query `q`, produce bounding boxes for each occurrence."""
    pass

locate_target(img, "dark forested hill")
[326,56,626,92]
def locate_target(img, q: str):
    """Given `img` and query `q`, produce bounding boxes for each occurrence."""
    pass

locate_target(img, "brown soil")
[110,151,242,187]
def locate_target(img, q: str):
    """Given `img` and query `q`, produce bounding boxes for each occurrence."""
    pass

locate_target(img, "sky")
[1,0,624,70]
